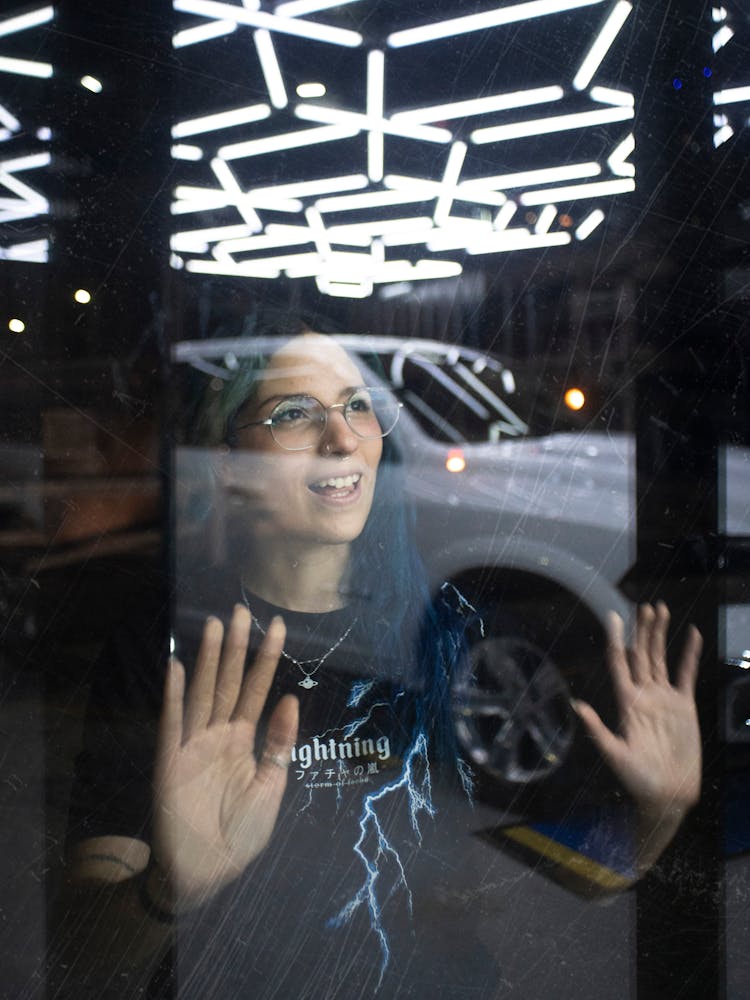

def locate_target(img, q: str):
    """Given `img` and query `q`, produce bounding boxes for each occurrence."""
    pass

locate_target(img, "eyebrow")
[254,385,366,410]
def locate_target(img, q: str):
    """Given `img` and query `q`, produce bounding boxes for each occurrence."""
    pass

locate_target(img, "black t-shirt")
[68,577,509,998]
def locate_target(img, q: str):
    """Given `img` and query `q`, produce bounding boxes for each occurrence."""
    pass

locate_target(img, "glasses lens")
[269,396,325,450]
[346,388,400,438]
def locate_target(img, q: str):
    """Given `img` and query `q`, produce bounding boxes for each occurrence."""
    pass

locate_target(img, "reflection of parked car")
[174,335,636,802]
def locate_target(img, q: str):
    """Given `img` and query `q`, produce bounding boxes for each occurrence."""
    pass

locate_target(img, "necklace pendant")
[298,676,318,689]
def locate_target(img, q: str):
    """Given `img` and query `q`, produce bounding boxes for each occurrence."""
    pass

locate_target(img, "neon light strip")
[459,162,601,191]
[367,50,385,182]
[316,276,373,299]
[520,177,635,204]
[0,129,11,142]
[173,186,302,213]
[391,86,564,124]
[171,144,203,160]
[275,0,362,16]
[252,174,368,200]
[434,142,467,226]
[466,230,571,254]
[171,224,257,252]
[210,158,262,229]
[713,86,750,105]
[304,206,331,259]
[607,133,635,176]
[712,25,734,53]
[534,203,557,234]
[0,5,54,39]
[0,56,53,78]
[316,189,432,213]
[575,208,604,239]
[218,124,358,159]
[211,228,314,253]
[172,103,270,138]
[714,124,733,148]
[384,221,490,249]
[255,30,287,108]
[0,239,48,262]
[471,104,633,142]
[186,258,282,277]
[589,86,633,106]
[385,174,508,208]
[172,20,237,48]
[327,217,434,246]
[572,0,632,91]
[0,104,20,131]
[173,0,363,46]
[494,201,517,230]
[0,152,51,171]
[295,104,452,143]
[387,0,605,48]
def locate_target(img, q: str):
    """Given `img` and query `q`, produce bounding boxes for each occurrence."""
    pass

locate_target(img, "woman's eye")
[349,392,373,413]
[272,403,312,424]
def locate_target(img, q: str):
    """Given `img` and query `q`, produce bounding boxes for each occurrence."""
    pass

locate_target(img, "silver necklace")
[240,584,357,689]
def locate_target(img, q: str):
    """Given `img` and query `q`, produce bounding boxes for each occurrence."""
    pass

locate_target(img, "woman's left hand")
[572,602,702,818]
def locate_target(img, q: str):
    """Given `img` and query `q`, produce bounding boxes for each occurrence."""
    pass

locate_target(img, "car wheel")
[452,631,575,788]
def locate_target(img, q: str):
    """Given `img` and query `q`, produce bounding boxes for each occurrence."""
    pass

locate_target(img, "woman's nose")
[319,407,358,456]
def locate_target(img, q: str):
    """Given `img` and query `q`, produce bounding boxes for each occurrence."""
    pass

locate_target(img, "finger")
[183,616,223,739]
[210,604,251,725]
[648,601,671,683]
[156,658,185,778]
[676,625,702,696]
[630,603,655,685]
[605,611,633,704]
[233,616,286,729]
[257,694,299,783]
[571,698,625,771]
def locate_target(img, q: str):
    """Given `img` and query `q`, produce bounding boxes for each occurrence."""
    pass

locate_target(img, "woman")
[59,322,703,998]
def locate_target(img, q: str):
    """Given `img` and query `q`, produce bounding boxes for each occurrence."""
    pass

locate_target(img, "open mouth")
[308,472,362,499]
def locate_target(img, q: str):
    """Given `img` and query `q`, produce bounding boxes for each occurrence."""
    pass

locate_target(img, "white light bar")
[252,174,368,201]
[171,143,204,160]
[534,203,557,234]
[186,258,282,277]
[572,0,632,91]
[316,189,433,213]
[171,223,257,253]
[0,238,48,262]
[460,161,601,191]
[296,82,325,98]
[0,129,11,142]
[387,0,604,48]
[493,200,518,230]
[213,227,314,254]
[712,25,734,53]
[304,206,331,259]
[590,86,633,106]
[80,75,103,93]
[714,124,734,148]
[466,230,571,254]
[367,50,385,182]
[317,276,373,298]
[255,29,287,108]
[391,86,563,124]
[574,208,604,239]
[712,6,727,21]
[218,124,358,159]
[326,216,434,246]
[0,104,20,132]
[520,177,635,204]
[211,158,262,229]
[173,19,237,48]
[471,104,633,142]
[0,56,53,78]
[0,5,54,39]
[607,133,635,176]
[386,173,508,208]
[276,0,362,16]
[172,103,270,138]
[294,104,452,143]
[713,86,750,106]
[434,141,467,226]
[174,0,363,46]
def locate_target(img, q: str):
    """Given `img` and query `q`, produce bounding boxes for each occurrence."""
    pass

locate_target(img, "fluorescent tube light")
[471,104,633,142]
[0,239,48,262]
[251,174,367,201]
[712,25,734,53]
[466,230,571,254]
[0,56,53,78]
[316,189,432,213]
[589,86,633,106]
[296,82,326,98]
[172,104,270,138]
[295,104,452,143]
[0,104,20,131]
[316,276,373,298]
[210,158,263,229]
[713,124,734,148]
[327,217,434,246]
[171,223,257,253]
[304,206,331,258]
[367,50,385,181]
[0,5,54,39]
[173,20,237,48]
[387,0,604,48]
[186,258,282,277]
[391,86,563,124]
[385,173,507,208]
[574,208,605,239]
[534,204,557,234]
[607,133,635,176]
[460,162,601,191]
[434,142,466,225]
[572,0,632,91]
[520,177,635,204]
[254,30,287,108]
[80,75,103,93]
[218,124,358,159]
[494,201,517,230]
[1,152,51,172]
[174,0,363,46]
[713,86,750,105]
[276,0,362,16]
[171,144,204,160]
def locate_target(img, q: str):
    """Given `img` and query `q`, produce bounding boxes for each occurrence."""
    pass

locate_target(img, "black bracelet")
[138,861,176,925]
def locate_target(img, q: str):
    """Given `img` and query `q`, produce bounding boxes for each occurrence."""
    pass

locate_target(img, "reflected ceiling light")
[0,55,53,78]
[607,133,635,176]
[304,205,331,258]
[187,257,282,277]
[712,25,734,53]
[316,188,431,213]
[74,288,92,304]
[296,82,326,98]
[574,208,604,239]
[1,152,50,172]
[171,143,203,160]
[446,449,466,473]
[466,229,571,254]
[172,103,270,138]
[387,0,604,48]
[564,388,585,410]
[713,86,750,106]
[714,124,734,148]
[0,5,54,39]
[0,104,20,131]
[434,141,467,226]
[8,317,25,333]
[461,162,601,191]
[174,0,363,46]
[171,223,257,252]
[254,29,287,108]
[572,0,632,91]
[391,86,564,124]
[36,126,51,140]
[0,128,11,142]
[173,183,302,213]
[493,200,518,230]
[520,177,634,204]
[711,6,727,20]
[589,86,633,106]
[211,228,313,254]
[253,174,368,201]
[0,239,48,262]
[317,276,373,298]
[294,104,452,143]
[80,75,103,93]
[173,19,237,47]
[386,173,507,208]
[276,0,362,16]
[472,104,633,143]
[534,203,557,234]
[218,123,358,159]
[327,216,434,246]
[210,158,263,229]
[367,50,385,181]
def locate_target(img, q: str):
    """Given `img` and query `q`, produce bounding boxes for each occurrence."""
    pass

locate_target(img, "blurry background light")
[564,387,586,410]
[296,82,326,99]
[8,317,25,333]
[80,75,103,93]
[446,449,467,473]
[73,288,92,304]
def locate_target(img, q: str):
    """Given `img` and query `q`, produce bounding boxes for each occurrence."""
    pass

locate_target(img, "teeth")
[313,473,361,490]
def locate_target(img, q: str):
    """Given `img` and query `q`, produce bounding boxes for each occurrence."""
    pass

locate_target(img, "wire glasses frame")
[234,387,403,451]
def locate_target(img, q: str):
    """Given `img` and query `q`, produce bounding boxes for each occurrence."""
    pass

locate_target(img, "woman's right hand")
[152,604,298,910]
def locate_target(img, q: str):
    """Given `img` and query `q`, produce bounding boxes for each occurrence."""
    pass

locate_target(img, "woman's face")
[227,334,383,548]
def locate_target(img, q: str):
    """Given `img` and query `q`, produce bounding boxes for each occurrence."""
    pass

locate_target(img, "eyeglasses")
[235,387,402,451]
